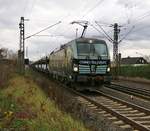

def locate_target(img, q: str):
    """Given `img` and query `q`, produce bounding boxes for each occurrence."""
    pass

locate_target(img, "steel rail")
[95,90,150,114]
[105,84,150,101]
[112,83,150,94]
[67,88,150,131]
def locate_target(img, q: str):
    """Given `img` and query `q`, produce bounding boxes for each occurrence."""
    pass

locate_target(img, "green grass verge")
[0,73,88,131]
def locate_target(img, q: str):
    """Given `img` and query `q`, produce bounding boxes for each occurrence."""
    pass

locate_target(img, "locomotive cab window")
[77,42,108,59]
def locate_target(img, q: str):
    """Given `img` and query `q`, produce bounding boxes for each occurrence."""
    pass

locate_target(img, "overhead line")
[28,0,37,19]
[134,10,150,21]
[119,26,135,43]
[90,24,113,43]
[33,35,64,37]
[124,10,150,28]
[82,0,105,18]
[95,21,113,42]
[25,21,61,40]
[130,24,150,33]
[23,0,29,16]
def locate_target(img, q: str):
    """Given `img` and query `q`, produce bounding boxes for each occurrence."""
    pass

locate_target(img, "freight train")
[31,37,111,90]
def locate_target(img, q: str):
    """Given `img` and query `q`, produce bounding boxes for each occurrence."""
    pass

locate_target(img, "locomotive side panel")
[48,44,74,81]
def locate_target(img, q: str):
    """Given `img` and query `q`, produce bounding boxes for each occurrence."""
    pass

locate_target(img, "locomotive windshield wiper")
[86,55,90,60]
[98,55,102,60]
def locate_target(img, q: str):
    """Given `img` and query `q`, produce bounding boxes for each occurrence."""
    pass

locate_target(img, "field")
[0,61,88,131]
[118,64,150,80]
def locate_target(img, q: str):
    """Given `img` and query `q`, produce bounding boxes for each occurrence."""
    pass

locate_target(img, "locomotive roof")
[75,37,106,43]
[50,37,106,54]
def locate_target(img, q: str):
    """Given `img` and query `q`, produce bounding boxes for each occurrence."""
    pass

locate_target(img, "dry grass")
[0,71,89,131]
[0,60,16,88]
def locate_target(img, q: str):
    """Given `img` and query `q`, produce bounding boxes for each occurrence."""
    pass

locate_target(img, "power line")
[27,0,37,18]
[90,24,113,43]
[95,21,113,42]
[90,24,106,37]
[124,10,150,28]
[25,21,61,39]
[134,10,150,21]
[118,26,135,43]
[131,24,150,33]
[82,0,105,18]
[23,0,29,16]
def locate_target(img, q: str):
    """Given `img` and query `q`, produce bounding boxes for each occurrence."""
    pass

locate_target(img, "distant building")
[121,57,148,66]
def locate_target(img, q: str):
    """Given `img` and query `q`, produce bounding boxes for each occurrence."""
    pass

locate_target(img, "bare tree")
[0,48,8,59]
[144,55,150,63]
[7,50,17,60]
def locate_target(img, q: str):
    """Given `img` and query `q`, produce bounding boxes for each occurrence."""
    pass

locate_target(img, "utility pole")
[18,17,25,74]
[95,21,134,80]
[113,23,120,79]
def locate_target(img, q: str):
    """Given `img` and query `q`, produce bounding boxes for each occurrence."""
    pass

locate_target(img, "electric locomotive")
[48,37,111,89]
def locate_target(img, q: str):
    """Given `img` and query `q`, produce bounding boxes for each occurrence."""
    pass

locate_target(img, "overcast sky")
[0,0,150,60]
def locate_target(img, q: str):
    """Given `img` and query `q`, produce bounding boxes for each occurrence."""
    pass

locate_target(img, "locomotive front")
[71,38,111,86]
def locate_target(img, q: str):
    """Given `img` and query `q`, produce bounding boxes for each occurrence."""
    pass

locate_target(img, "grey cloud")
[0,0,150,60]
[0,0,27,29]
[116,0,149,8]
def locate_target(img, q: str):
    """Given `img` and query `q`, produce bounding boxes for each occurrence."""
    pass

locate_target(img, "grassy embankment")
[0,62,88,130]
[119,65,150,80]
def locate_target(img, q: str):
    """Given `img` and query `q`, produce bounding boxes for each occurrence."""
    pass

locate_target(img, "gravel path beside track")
[112,80,150,91]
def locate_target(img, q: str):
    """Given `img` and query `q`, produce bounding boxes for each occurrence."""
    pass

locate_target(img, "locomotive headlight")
[107,67,110,72]
[73,64,78,72]
[73,67,78,72]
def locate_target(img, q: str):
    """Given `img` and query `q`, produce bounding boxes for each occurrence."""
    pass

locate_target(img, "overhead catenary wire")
[25,21,61,40]
[27,0,37,19]
[32,35,64,37]
[90,24,113,43]
[123,9,150,29]
[95,21,113,42]
[23,0,29,16]
[81,0,105,18]
[123,1,139,25]
[118,26,135,43]
[134,10,150,21]
[22,0,37,18]
[131,24,150,33]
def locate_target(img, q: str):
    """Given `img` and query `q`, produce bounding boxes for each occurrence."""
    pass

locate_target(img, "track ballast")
[67,87,150,131]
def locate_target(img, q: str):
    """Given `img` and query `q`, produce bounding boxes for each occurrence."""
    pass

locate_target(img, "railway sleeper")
[103,102,122,106]
[120,124,132,130]
[124,110,139,113]
[122,113,146,117]
[103,113,113,117]
[113,120,126,126]
[132,116,150,121]
[137,120,150,125]
[107,116,118,121]
[98,113,133,130]
[97,111,107,114]
[109,106,133,110]
[116,110,141,114]
[102,105,133,111]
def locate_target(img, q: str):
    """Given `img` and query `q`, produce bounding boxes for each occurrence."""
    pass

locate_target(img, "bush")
[118,64,150,79]
[0,60,16,88]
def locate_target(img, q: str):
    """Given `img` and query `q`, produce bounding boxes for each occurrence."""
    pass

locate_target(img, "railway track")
[105,83,150,101]
[68,88,150,131]
[32,68,150,130]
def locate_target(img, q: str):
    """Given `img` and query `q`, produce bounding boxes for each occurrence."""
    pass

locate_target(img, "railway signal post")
[18,17,25,74]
